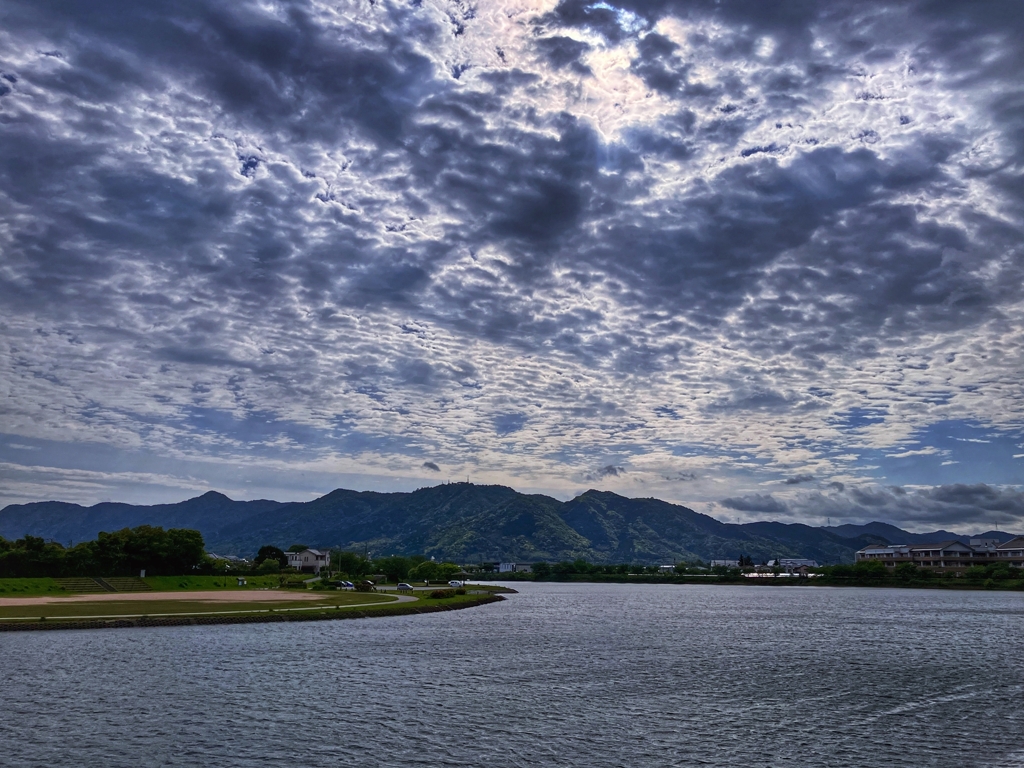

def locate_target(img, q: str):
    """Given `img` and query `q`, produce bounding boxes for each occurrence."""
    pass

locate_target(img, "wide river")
[3,582,1024,766]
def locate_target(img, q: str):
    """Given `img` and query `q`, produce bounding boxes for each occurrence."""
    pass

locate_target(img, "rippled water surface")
[4,583,1024,767]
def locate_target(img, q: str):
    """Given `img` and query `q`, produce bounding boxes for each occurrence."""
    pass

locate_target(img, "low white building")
[856,537,1024,571]
[497,562,532,573]
[710,559,739,568]
[287,548,330,574]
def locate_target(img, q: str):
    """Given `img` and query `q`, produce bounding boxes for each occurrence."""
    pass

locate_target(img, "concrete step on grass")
[54,578,108,594]
[102,577,152,592]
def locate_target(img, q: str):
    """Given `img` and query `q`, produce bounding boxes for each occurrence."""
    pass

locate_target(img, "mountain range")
[0,483,1016,565]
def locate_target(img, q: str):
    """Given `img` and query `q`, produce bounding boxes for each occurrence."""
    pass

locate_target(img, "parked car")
[448,580,463,588]
[397,583,414,591]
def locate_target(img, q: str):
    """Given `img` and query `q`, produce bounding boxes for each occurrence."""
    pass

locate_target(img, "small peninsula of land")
[0,576,511,632]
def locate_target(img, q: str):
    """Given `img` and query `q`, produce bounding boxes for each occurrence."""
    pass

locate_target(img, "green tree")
[375,556,412,583]
[255,545,287,568]
[894,563,919,581]
[532,561,551,579]
[334,551,371,577]
[437,562,461,579]
[852,559,888,577]
[409,561,441,581]
[257,558,281,573]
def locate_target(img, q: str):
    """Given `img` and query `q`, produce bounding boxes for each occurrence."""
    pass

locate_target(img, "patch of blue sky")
[181,406,325,452]
[180,406,427,459]
[829,406,888,431]
[654,405,681,420]
[864,420,1024,486]
[493,412,528,436]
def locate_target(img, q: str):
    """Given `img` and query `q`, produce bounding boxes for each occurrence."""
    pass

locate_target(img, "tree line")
[251,547,463,583]
[530,560,714,578]
[0,527,206,578]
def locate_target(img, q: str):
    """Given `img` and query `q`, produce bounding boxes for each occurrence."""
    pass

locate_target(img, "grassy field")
[0,575,288,597]
[0,578,66,597]
[0,590,397,621]
[142,575,286,591]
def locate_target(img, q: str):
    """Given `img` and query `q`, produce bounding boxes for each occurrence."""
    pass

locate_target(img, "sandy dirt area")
[0,590,330,607]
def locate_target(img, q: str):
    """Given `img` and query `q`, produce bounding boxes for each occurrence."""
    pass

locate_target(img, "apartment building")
[856,536,1024,572]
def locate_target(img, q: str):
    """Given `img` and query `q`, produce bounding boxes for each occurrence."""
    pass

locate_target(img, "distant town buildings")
[856,537,1024,572]
[287,548,330,574]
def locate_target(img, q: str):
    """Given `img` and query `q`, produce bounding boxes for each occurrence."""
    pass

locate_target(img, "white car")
[448,580,463,587]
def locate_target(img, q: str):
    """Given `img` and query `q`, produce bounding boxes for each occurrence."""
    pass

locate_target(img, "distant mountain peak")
[196,490,232,502]
[579,488,618,498]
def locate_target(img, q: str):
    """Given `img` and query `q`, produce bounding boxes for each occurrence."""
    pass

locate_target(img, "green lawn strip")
[142,575,285,591]
[0,578,68,597]
[0,590,396,621]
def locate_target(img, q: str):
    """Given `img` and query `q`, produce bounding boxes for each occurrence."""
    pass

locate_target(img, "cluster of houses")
[855,537,1024,572]
[211,541,1024,579]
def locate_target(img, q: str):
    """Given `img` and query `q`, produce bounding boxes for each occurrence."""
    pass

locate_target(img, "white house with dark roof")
[287,548,330,574]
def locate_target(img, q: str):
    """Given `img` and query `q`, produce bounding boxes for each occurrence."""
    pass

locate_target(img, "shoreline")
[478,575,1024,592]
[0,593,506,633]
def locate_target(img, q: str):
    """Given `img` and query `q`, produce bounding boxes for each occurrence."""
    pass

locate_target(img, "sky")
[1,0,1023,532]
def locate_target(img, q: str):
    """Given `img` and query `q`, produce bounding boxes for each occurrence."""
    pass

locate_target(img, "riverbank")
[477,573,1024,591]
[0,592,506,632]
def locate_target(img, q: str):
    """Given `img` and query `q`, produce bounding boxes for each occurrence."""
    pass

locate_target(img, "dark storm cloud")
[720,494,789,515]
[584,464,625,481]
[535,36,592,75]
[725,484,1024,531]
[784,474,814,485]
[2,0,435,145]
[630,32,689,95]
[422,461,441,472]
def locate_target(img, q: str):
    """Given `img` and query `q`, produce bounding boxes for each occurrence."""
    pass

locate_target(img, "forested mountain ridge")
[1,483,1013,564]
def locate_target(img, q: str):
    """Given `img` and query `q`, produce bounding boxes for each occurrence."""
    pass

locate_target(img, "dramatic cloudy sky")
[1,0,1023,530]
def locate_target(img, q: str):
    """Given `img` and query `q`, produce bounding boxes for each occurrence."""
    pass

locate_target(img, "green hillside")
[1,482,931,564]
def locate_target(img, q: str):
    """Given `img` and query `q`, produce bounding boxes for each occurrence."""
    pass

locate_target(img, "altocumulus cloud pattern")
[0,0,1022,529]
